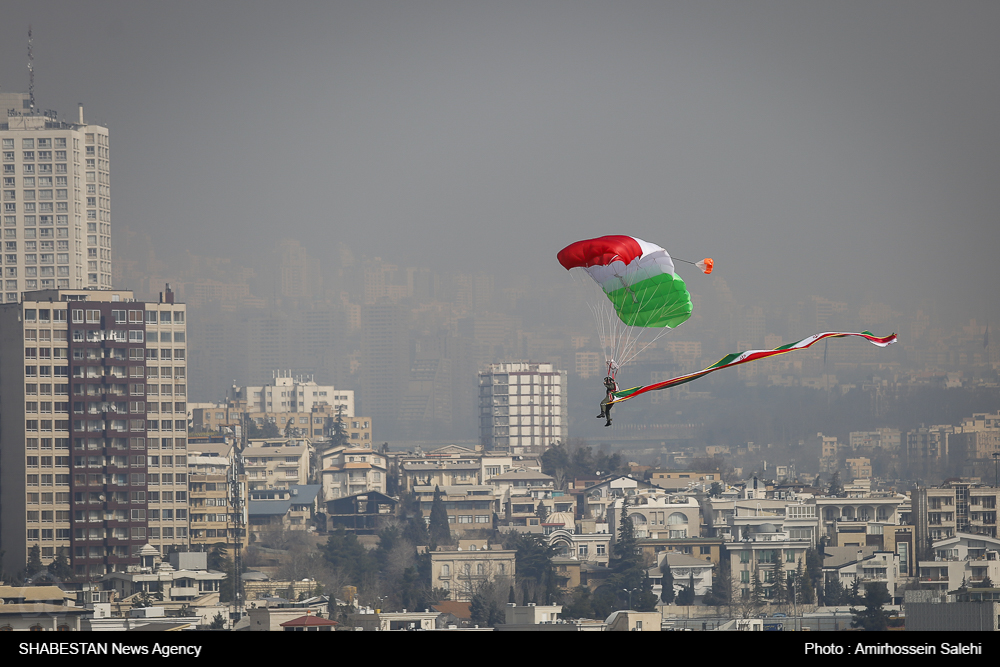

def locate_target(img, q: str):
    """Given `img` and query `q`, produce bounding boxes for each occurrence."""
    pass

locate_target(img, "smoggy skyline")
[2,1,998,324]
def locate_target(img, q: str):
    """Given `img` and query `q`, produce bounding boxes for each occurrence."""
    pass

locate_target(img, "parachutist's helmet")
[604,376,615,386]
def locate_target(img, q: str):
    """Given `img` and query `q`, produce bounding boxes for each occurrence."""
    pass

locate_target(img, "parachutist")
[597,376,618,427]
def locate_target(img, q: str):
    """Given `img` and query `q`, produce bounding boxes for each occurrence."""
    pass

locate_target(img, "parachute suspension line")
[614,267,673,370]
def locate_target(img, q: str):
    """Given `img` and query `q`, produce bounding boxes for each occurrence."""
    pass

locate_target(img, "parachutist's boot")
[596,409,605,418]
[605,418,612,427]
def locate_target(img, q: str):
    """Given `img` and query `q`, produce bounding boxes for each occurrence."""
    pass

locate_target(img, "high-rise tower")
[1,93,113,302]
[0,287,188,580]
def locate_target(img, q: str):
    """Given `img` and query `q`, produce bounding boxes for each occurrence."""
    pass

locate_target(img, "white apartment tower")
[0,288,188,580]
[478,362,567,454]
[1,93,113,302]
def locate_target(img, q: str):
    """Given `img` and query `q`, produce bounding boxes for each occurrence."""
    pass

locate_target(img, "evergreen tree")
[592,586,616,619]
[771,566,787,610]
[611,495,653,609]
[659,557,675,604]
[850,582,892,631]
[469,581,505,627]
[322,527,378,586]
[750,562,765,609]
[330,404,349,448]
[676,572,696,606]
[562,585,595,619]
[46,548,73,581]
[402,495,430,546]
[704,567,733,611]
[505,533,557,605]
[25,545,43,578]
[828,471,843,497]
[805,548,824,596]
[849,577,862,605]
[825,576,845,606]
[208,543,229,571]
[209,612,226,630]
[428,486,451,546]
[535,502,549,523]
[796,558,815,604]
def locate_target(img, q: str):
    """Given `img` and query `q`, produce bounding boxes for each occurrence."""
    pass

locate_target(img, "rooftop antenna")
[27,25,35,109]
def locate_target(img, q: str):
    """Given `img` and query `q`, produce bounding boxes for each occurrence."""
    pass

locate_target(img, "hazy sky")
[2,1,997,321]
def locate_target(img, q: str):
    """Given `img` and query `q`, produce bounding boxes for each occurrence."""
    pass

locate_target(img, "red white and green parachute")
[558,235,897,402]
[558,235,712,374]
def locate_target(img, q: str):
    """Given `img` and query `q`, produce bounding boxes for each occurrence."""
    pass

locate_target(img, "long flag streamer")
[610,331,897,404]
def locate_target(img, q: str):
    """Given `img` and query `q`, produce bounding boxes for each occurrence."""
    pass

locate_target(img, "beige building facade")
[1,93,113,301]
[430,547,516,602]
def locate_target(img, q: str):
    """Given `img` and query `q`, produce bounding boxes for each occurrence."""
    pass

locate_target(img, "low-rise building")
[723,527,811,603]
[415,485,498,535]
[608,491,701,542]
[242,439,310,492]
[323,491,398,534]
[823,547,902,599]
[320,446,387,500]
[430,547,516,602]
[99,546,224,608]
[649,551,715,600]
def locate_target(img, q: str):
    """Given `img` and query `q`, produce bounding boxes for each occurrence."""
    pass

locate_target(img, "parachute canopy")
[557,235,693,329]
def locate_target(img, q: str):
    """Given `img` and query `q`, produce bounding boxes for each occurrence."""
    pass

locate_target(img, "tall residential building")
[1,93,113,301]
[0,287,187,580]
[478,362,567,454]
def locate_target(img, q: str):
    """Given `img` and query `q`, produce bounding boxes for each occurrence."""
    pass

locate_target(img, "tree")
[209,612,226,630]
[46,548,73,581]
[535,502,549,523]
[805,548,824,598]
[592,586,617,620]
[849,577,862,606]
[208,543,229,571]
[659,557,675,604]
[828,471,843,497]
[850,582,892,631]
[771,567,787,612]
[750,562,765,609]
[825,576,846,606]
[709,481,724,498]
[322,527,378,588]
[428,486,451,546]
[330,404,349,448]
[562,585,595,619]
[469,580,506,627]
[609,496,655,611]
[676,572,696,606]
[796,558,815,604]
[401,494,430,547]
[25,545,43,578]
[503,532,557,605]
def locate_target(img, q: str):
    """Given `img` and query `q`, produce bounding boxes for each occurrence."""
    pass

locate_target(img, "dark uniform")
[597,376,618,427]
